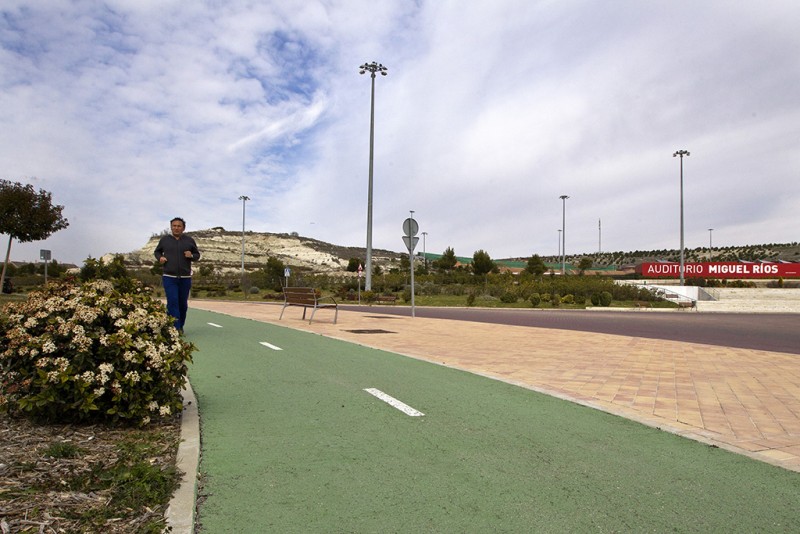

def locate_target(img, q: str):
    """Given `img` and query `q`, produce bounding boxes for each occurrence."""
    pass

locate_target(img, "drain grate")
[344,329,396,334]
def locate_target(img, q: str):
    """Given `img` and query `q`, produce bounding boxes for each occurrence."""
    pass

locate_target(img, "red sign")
[640,262,800,279]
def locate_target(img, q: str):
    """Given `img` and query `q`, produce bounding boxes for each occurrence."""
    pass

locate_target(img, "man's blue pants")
[162,276,192,330]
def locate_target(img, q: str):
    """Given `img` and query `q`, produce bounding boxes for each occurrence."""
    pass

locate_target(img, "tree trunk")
[1,235,12,293]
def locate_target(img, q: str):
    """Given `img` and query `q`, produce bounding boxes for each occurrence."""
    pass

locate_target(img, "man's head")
[170,217,186,237]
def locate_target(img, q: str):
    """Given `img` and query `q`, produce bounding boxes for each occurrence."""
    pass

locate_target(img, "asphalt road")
[339,305,800,355]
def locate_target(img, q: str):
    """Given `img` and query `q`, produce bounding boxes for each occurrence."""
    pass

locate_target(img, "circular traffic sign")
[402,217,419,236]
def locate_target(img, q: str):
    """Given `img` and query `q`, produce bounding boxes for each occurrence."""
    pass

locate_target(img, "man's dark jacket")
[154,234,200,277]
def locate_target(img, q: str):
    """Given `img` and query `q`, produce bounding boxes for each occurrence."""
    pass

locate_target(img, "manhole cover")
[344,329,396,334]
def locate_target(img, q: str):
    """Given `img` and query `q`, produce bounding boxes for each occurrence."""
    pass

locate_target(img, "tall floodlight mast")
[673,150,690,286]
[359,61,388,291]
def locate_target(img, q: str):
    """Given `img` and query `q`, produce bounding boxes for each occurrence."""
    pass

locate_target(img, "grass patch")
[44,441,84,459]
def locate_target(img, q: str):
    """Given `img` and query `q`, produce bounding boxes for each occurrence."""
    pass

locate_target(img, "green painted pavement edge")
[184,309,800,533]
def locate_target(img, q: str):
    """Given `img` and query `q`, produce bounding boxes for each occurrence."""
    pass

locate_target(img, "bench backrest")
[283,287,319,306]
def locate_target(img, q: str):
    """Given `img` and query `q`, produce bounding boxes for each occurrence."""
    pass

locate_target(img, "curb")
[165,382,200,533]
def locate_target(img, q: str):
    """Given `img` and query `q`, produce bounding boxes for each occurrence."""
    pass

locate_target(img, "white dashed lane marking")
[259,342,283,351]
[207,323,223,328]
[363,388,425,417]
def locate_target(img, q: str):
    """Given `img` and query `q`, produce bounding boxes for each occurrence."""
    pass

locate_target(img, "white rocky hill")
[109,227,403,274]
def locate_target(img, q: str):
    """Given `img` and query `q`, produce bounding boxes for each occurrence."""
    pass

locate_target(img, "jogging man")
[154,217,200,332]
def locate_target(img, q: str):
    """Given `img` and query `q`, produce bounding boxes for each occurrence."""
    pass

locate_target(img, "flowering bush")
[0,280,194,425]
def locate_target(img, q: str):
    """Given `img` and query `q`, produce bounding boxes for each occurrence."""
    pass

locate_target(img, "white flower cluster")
[80,371,95,384]
[124,370,140,384]
[97,362,114,384]
[147,401,170,416]
[73,304,99,324]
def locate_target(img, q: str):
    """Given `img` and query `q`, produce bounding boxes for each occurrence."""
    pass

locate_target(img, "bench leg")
[279,303,287,320]
[308,306,337,324]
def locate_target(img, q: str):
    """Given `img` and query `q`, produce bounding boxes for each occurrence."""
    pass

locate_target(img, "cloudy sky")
[2,0,798,265]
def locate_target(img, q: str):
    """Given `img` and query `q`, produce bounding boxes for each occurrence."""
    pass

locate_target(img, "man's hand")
[160,256,168,264]
[184,251,193,258]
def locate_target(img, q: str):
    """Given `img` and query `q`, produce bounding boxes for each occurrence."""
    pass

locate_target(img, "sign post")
[40,249,51,285]
[402,213,419,318]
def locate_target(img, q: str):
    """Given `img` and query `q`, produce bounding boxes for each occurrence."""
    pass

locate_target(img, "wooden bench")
[677,300,697,310]
[280,287,338,324]
[634,300,652,310]
[375,295,397,304]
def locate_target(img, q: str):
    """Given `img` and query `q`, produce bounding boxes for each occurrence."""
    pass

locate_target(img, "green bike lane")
[186,309,800,533]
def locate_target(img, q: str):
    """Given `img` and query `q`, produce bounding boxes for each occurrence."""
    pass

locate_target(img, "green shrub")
[600,291,613,306]
[560,294,574,304]
[466,293,476,307]
[550,293,560,307]
[529,293,541,307]
[590,293,601,306]
[500,291,518,303]
[0,280,195,425]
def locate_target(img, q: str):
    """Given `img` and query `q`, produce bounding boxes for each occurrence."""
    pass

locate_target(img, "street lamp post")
[673,150,690,285]
[558,229,561,259]
[598,218,602,253]
[559,195,569,275]
[359,61,388,291]
[708,228,714,261]
[238,195,249,293]
[421,231,428,269]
